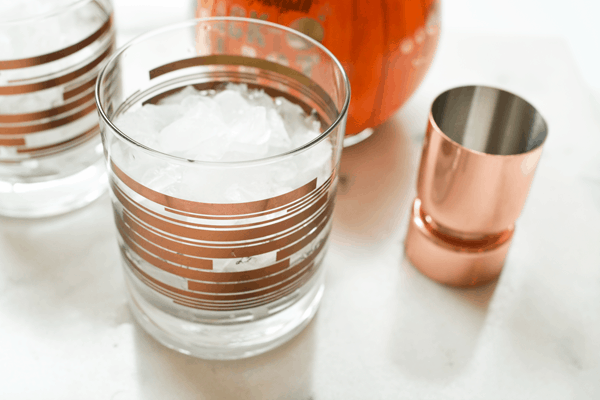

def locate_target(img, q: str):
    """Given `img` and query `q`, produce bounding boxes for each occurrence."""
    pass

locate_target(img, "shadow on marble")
[133,316,317,400]
[332,114,416,249]
[387,256,497,381]
[0,194,127,329]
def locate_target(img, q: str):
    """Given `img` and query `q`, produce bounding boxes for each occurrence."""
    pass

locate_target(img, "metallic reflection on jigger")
[405,85,548,287]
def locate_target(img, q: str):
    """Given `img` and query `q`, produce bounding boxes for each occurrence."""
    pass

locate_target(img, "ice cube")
[116,104,180,148]
[114,84,333,207]
[249,89,275,109]
[158,86,202,106]
[186,134,231,161]
[114,84,330,166]
[229,106,270,144]
[158,117,223,156]
[140,164,181,194]
[266,108,292,149]
[275,97,308,137]
[180,94,221,118]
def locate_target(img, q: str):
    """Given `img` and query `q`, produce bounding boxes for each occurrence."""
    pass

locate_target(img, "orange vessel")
[196,0,440,138]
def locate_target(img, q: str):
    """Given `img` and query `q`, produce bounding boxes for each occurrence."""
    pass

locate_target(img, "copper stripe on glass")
[120,198,331,250]
[113,159,334,309]
[0,138,26,146]
[165,171,334,225]
[164,170,334,220]
[186,243,324,293]
[16,125,100,154]
[0,43,114,95]
[116,219,214,270]
[111,173,332,234]
[0,13,113,168]
[63,75,98,100]
[172,268,318,311]
[147,55,338,121]
[127,252,319,302]
[139,264,317,311]
[118,186,328,242]
[0,17,113,70]
[150,55,315,91]
[114,185,333,259]
[111,161,318,216]
[130,246,322,307]
[0,91,95,124]
[0,102,97,135]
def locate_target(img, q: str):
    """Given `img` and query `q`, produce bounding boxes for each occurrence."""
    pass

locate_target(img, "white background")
[442,0,600,105]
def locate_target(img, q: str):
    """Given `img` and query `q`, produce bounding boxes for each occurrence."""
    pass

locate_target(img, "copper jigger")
[405,85,548,287]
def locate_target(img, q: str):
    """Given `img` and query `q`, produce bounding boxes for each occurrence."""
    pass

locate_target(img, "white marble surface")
[1,28,600,400]
[443,0,600,93]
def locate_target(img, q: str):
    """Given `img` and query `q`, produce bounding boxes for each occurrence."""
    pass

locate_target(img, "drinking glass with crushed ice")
[0,0,114,217]
[95,17,350,359]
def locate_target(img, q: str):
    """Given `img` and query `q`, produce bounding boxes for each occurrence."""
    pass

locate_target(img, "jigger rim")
[428,84,548,159]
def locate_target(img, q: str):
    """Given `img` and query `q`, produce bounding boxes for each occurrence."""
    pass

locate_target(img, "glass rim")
[95,16,351,168]
[0,0,95,25]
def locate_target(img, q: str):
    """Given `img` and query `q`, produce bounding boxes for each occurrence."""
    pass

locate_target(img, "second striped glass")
[0,0,114,217]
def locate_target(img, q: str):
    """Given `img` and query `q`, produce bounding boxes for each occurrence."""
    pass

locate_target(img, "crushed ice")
[115,84,324,163]
[112,84,334,273]
[111,83,333,214]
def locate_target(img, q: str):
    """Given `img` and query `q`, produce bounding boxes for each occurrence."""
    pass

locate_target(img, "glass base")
[0,157,107,218]
[127,271,324,360]
[343,127,375,147]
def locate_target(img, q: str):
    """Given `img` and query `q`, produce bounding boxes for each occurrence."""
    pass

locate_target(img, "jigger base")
[405,199,513,287]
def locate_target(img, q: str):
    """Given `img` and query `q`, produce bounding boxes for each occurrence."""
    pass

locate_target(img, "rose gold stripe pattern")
[149,55,312,90]
[0,43,114,95]
[112,182,333,258]
[16,125,100,155]
[165,171,334,224]
[112,161,334,310]
[111,161,317,216]
[0,17,113,70]
[146,55,338,122]
[0,91,95,124]
[63,75,98,101]
[131,260,316,311]
[0,102,97,135]
[172,265,317,311]
[125,243,322,310]
[0,138,26,146]
[108,171,332,238]
[0,14,113,160]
